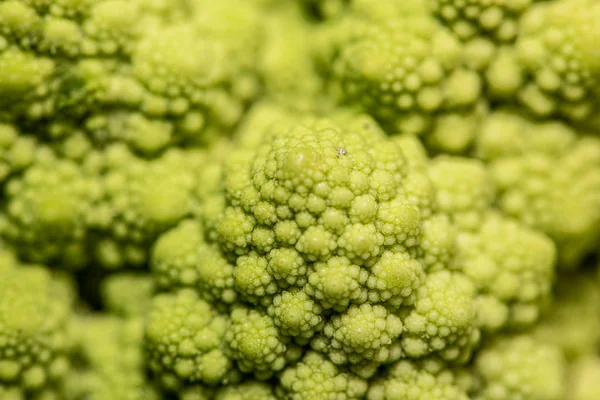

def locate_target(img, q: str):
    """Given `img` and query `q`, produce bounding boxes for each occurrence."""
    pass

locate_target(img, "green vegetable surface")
[1,1,599,399]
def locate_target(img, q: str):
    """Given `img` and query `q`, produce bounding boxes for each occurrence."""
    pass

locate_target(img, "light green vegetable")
[0,1,599,399]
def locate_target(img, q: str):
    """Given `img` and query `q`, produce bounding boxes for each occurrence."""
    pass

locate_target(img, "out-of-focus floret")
[329,17,481,133]
[0,264,73,394]
[151,219,237,307]
[100,272,154,317]
[534,272,600,360]
[65,315,159,400]
[454,211,556,330]
[567,356,600,400]
[91,145,197,268]
[475,110,600,267]
[485,0,600,123]
[1,152,100,268]
[430,0,542,43]
[473,335,566,400]
[367,358,470,400]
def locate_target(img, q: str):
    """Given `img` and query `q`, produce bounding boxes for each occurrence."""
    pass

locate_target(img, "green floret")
[266,247,309,288]
[454,211,556,330]
[416,214,457,272]
[0,0,150,121]
[430,0,541,43]
[100,273,154,317]
[366,250,423,309]
[85,112,174,156]
[185,0,264,141]
[65,316,159,400]
[93,145,196,268]
[1,152,100,268]
[475,110,600,267]
[190,0,263,80]
[0,47,55,117]
[485,0,600,122]
[225,307,290,379]
[392,133,430,168]
[151,219,237,307]
[367,358,470,400]
[473,335,566,400]
[233,252,279,306]
[312,0,429,23]
[312,303,403,365]
[534,272,600,360]
[305,256,368,311]
[0,0,262,152]
[401,270,479,363]
[0,265,73,393]
[330,17,481,133]
[214,381,277,400]
[428,156,495,231]
[267,290,324,340]
[278,351,368,400]
[56,60,145,126]
[131,24,243,142]
[260,4,327,111]
[144,290,233,390]
[0,124,41,183]
[191,141,233,226]
[424,102,489,154]
[151,219,205,288]
[215,116,431,310]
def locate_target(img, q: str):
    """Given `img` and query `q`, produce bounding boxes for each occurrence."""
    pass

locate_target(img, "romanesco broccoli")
[0,0,599,399]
